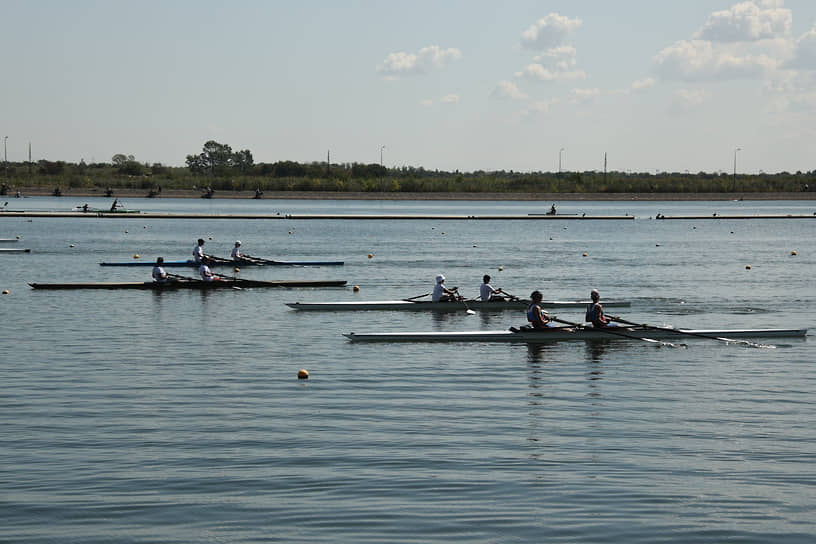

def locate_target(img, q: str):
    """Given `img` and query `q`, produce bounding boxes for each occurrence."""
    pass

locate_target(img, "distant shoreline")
[8,187,816,201]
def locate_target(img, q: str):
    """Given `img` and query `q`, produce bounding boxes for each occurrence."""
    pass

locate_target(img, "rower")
[110,199,119,212]
[480,274,505,302]
[193,238,206,264]
[230,240,243,260]
[527,290,553,329]
[152,257,170,283]
[586,288,613,327]
[432,274,460,302]
[199,256,219,282]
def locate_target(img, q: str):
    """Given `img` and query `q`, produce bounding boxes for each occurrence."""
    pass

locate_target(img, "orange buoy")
[367,253,373,259]
[353,285,360,292]
[297,369,309,380]
[791,251,797,256]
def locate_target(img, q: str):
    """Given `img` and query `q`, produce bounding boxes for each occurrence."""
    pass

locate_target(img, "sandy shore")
[7,187,816,201]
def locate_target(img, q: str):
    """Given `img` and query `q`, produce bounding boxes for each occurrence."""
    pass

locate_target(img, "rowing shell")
[29,279,347,290]
[344,327,807,343]
[286,299,631,311]
[0,248,31,253]
[100,258,344,267]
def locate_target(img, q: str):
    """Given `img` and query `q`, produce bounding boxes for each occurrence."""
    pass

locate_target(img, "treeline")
[0,139,813,195]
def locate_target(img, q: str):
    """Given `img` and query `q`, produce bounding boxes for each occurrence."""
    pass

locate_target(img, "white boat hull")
[344,327,807,343]
[287,299,631,312]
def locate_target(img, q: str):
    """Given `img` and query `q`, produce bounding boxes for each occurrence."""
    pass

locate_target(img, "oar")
[243,256,307,267]
[452,288,476,315]
[610,316,775,349]
[402,292,431,302]
[166,272,196,282]
[550,316,686,348]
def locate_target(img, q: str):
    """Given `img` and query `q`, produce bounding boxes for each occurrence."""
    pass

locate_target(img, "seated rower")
[480,274,505,302]
[527,290,553,329]
[432,274,460,302]
[199,257,220,282]
[193,238,206,264]
[586,288,613,327]
[152,257,170,283]
[230,240,243,260]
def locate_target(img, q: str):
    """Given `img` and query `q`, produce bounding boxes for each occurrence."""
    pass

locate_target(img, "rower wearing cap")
[480,274,506,302]
[152,257,170,283]
[586,289,613,327]
[230,240,243,260]
[432,274,460,302]
[527,290,553,329]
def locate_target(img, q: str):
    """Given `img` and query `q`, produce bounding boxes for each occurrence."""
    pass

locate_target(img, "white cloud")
[631,77,656,90]
[515,63,586,81]
[786,25,816,69]
[491,80,528,101]
[377,45,462,76]
[695,1,791,43]
[654,39,777,80]
[521,14,582,50]
[419,99,433,107]
[568,88,601,104]
[519,98,560,117]
[669,88,712,112]
[440,94,460,104]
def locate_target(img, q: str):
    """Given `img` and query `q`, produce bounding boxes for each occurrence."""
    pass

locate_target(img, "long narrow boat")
[286,299,631,311]
[344,326,807,343]
[0,238,19,242]
[0,247,30,253]
[29,279,347,290]
[100,258,344,267]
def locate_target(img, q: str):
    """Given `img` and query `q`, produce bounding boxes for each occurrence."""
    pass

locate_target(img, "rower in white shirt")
[432,274,460,302]
[152,257,170,283]
[479,274,505,302]
[199,256,218,282]
[230,240,243,260]
[193,238,206,264]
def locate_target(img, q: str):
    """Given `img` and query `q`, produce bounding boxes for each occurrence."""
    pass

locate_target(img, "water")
[1,198,814,543]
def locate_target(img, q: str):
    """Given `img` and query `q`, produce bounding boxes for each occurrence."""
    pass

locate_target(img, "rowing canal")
[1,197,815,543]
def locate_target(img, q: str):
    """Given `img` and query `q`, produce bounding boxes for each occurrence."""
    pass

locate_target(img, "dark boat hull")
[29,279,347,290]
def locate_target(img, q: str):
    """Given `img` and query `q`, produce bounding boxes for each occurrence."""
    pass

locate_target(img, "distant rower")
[480,274,505,302]
[152,257,169,283]
[527,290,552,329]
[193,238,206,264]
[586,289,613,327]
[432,274,460,302]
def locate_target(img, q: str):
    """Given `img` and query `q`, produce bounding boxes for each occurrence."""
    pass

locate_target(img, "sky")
[1,0,815,174]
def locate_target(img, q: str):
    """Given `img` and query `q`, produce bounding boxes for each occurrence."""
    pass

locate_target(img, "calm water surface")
[1,198,814,543]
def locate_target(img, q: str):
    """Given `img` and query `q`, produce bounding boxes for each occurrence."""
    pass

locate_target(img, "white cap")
[436,274,445,283]
[235,240,241,246]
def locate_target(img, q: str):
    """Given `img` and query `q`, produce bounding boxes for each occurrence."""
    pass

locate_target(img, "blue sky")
[2,0,815,174]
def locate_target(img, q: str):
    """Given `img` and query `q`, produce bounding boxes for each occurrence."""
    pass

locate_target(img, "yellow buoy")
[297,369,309,380]
[2,290,9,295]
[234,267,240,273]
[498,266,503,271]
[124,230,128,234]
[791,251,797,256]
[353,285,360,292]
[16,235,20,239]
[69,244,75,248]
[582,252,588,257]
[133,254,140,259]
[208,236,213,240]
[745,265,751,270]
[368,253,373,259]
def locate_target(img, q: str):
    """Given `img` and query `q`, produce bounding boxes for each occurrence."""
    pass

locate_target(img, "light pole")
[733,147,741,189]
[3,136,7,181]
[558,147,564,173]
[380,145,385,167]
